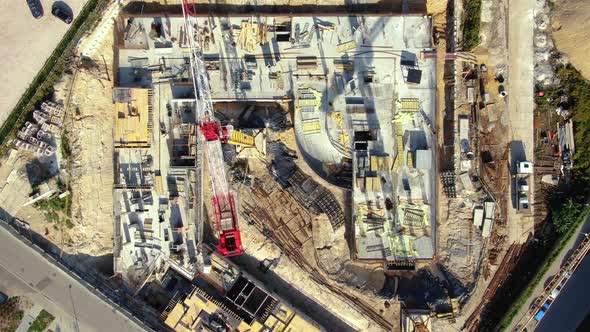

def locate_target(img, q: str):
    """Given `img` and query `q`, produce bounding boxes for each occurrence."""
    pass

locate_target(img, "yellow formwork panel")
[400,98,420,112]
[301,120,321,134]
[370,155,392,172]
[297,99,319,107]
[367,176,381,192]
[387,235,418,259]
[330,111,343,126]
[392,111,416,123]
[339,131,350,147]
[155,174,164,195]
[227,130,255,146]
[337,40,356,52]
[407,151,414,168]
[114,88,150,147]
[296,87,322,114]
[309,88,323,99]
[330,112,349,147]
[335,63,354,70]
[393,134,405,171]
[357,205,386,218]
[393,156,401,172]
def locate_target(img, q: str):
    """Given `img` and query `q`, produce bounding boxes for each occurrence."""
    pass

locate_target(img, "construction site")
[105,1,452,330]
[0,0,561,331]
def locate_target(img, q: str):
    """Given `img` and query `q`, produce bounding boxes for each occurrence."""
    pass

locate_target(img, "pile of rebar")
[267,111,291,132]
[243,187,393,331]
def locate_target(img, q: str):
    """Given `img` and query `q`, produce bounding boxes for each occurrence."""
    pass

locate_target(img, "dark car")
[51,3,73,24]
[26,0,43,19]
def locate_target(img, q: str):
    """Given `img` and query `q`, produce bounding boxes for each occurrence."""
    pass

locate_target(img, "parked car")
[26,0,43,19]
[51,3,73,24]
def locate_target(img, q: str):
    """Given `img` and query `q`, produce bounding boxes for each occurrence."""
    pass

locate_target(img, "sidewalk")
[15,305,43,332]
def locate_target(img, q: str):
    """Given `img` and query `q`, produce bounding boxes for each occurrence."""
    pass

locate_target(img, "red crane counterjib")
[217,230,244,257]
[212,194,244,256]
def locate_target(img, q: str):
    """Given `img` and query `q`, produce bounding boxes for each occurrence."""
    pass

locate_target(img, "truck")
[534,302,550,322]
[514,161,533,212]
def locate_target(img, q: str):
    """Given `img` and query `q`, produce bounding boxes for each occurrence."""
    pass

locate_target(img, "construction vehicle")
[182,1,243,257]
[514,161,533,212]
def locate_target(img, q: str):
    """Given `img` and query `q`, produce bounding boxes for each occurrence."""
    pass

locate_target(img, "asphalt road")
[536,255,590,332]
[0,225,145,332]
[0,0,88,124]
[508,212,590,331]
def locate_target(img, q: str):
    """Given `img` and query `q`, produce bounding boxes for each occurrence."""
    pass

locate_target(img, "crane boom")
[181,0,244,257]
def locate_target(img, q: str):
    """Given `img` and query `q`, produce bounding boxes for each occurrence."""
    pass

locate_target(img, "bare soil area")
[232,155,395,332]
[62,28,116,256]
[552,0,590,80]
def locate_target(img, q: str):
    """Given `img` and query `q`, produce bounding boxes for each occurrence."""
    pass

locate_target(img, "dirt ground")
[552,0,590,80]
[427,0,447,16]
[233,155,394,332]
[0,0,88,124]
[199,126,396,330]
[6,19,116,256]
[237,207,380,331]
[429,0,521,328]
[61,27,115,256]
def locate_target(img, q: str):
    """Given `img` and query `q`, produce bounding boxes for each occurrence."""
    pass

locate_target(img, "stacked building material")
[13,101,64,156]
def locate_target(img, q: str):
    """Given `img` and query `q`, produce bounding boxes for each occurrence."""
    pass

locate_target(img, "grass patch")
[462,0,482,50]
[0,0,110,157]
[35,195,73,230]
[0,297,25,332]
[60,129,72,159]
[496,206,590,331]
[27,310,54,332]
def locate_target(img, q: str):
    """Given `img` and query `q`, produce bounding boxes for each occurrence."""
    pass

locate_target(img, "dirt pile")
[552,0,590,79]
[427,0,447,15]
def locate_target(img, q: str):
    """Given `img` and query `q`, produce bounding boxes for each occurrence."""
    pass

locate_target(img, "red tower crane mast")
[181,1,244,257]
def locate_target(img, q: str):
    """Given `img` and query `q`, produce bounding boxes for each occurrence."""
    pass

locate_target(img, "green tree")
[552,198,582,235]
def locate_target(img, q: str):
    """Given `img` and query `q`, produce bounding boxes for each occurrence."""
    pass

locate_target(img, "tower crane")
[181,0,244,257]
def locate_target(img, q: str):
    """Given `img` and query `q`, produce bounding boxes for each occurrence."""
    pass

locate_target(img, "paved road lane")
[0,225,145,332]
[508,212,590,331]
[536,255,590,332]
[0,0,88,123]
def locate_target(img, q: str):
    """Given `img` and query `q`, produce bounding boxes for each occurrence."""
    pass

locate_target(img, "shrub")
[551,198,582,234]
[27,310,54,332]
[463,0,482,50]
